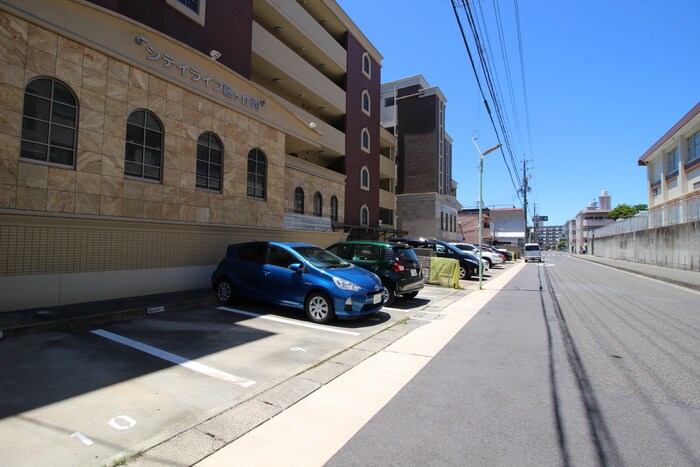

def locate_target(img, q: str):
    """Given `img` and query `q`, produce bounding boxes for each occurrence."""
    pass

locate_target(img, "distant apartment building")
[535,225,565,250]
[380,75,461,240]
[0,0,390,311]
[568,191,615,253]
[638,101,700,225]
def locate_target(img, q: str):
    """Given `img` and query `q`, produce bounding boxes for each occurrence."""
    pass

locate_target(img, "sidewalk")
[574,254,700,291]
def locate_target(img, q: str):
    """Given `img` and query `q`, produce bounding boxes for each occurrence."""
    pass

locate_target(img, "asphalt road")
[325,253,700,466]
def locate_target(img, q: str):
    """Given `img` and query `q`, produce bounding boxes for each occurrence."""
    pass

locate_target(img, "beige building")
[638,101,700,224]
[0,1,390,311]
[568,191,614,253]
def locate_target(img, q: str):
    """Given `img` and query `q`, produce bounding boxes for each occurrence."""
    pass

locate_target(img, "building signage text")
[135,36,265,112]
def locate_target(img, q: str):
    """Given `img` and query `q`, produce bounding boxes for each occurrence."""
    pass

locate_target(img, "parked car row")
[390,238,485,280]
[450,243,504,268]
[212,242,385,324]
[211,238,516,325]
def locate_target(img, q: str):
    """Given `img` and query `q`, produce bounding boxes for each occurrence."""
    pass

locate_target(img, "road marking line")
[91,329,256,388]
[70,432,94,446]
[217,307,361,336]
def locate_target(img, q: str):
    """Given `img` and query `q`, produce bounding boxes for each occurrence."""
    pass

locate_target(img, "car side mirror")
[289,263,304,273]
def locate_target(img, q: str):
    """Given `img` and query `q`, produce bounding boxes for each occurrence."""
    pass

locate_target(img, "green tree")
[608,204,643,220]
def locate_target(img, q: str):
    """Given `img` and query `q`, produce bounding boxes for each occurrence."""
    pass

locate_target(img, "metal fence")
[595,194,700,238]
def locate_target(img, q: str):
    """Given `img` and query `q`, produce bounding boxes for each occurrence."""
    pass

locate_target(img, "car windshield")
[293,246,351,269]
[442,242,469,255]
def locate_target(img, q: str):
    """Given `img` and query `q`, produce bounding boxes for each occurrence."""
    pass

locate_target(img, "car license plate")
[373,293,382,304]
[410,269,417,276]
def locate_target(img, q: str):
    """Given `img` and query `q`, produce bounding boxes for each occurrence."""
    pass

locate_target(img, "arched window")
[330,196,338,222]
[20,77,78,166]
[362,52,371,79]
[125,109,163,181]
[196,131,223,191]
[360,205,369,226]
[247,148,267,199]
[360,166,370,190]
[294,187,304,214]
[361,128,370,153]
[313,191,323,217]
[361,90,370,115]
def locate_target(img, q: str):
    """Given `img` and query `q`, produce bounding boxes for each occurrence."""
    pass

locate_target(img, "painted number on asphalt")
[108,415,137,430]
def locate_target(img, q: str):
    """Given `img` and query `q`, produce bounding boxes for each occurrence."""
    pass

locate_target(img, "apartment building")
[535,225,565,250]
[0,0,390,311]
[568,191,614,253]
[380,75,461,240]
[638,101,700,224]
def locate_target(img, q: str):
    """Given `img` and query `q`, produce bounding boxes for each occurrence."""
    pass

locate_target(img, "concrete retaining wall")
[592,221,700,272]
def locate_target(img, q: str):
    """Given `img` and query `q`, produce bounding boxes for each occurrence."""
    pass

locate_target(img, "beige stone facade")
[0,6,347,311]
[285,156,345,219]
[0,11,286,227]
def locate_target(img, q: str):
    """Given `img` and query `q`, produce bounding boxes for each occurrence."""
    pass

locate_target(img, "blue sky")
[337,0,700,226]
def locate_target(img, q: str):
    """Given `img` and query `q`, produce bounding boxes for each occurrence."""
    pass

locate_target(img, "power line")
[514,0,534,158]
[450,0,523,205]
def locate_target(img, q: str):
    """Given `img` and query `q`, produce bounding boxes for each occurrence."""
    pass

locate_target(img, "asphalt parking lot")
[0,265,512,467]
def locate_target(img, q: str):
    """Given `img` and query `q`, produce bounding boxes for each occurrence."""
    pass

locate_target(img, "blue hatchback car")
[211,241,384,323]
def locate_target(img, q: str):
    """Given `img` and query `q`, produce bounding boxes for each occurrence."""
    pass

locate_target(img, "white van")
[523,243,542,262]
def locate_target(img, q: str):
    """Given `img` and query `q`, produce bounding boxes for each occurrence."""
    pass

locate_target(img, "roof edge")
[638,101,700,166]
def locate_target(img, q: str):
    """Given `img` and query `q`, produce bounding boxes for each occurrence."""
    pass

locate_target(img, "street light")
[472,138,502,290]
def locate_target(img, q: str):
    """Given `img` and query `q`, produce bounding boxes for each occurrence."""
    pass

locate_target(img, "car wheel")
[382,284,396,307]
[215,279,234,304]
[402,291,419,299]
[459,266,467,280]
[305,291,335,324]
[486,258,493,268]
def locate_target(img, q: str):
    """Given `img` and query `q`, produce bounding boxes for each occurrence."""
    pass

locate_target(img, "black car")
[327,241,424,306]
[393,238,481,279]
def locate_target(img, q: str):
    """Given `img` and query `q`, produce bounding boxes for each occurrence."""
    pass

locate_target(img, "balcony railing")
[283,212,332,231]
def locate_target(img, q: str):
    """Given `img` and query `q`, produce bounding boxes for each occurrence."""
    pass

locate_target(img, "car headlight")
[333,276,361,292]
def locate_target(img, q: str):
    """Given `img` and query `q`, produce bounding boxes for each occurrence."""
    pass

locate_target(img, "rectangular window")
[384,97,394,107]
[667,146,679,173]
[688,131,700,163]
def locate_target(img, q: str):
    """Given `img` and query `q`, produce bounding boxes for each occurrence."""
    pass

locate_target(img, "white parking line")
[91,329,256,388]
[217,307,361,336]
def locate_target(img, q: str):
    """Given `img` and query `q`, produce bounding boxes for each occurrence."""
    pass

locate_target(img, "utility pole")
[522,160,529,243]
[533,203,538,245]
